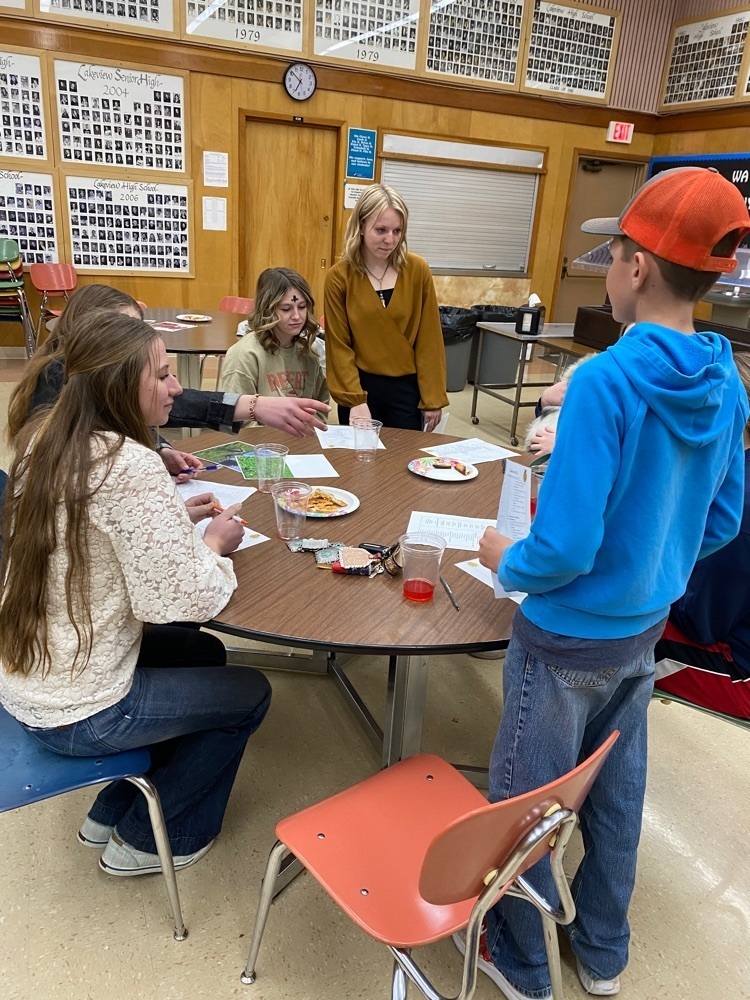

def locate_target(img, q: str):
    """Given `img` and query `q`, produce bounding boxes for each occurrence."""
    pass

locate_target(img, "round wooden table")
[145,309,244,389]
[186,425,520,773]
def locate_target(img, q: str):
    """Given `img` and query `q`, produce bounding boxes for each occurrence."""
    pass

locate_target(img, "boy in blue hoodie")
[470,168,750,1000]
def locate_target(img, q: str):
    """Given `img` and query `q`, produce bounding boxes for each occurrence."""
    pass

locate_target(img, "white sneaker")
[470,650,505,660]
[576,958,621,996]
[77,817,114,848]
[99,831,215,877]
[452,930,551,1000]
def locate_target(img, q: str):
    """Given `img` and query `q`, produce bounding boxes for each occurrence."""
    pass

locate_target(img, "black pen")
[440,575,460,611]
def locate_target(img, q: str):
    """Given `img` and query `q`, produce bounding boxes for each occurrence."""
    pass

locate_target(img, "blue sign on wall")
[346,127,377,181]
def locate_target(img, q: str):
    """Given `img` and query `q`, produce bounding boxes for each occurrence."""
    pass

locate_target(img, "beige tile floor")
[0,354,748,1000]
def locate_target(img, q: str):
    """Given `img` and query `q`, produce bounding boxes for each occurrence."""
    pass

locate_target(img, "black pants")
[338,370,422,430]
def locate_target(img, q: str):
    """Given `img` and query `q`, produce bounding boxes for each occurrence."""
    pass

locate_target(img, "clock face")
[284,63,317,102]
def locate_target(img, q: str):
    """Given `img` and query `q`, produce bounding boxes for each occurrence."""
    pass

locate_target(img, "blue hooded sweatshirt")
[499,323,748,640]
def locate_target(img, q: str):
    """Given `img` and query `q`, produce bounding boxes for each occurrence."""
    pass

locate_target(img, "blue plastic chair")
[0,704,187,940]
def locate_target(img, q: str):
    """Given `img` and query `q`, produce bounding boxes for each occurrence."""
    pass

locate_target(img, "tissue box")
[515,305,546,335]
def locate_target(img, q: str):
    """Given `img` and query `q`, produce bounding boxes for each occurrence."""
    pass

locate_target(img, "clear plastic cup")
[255,443,289,493]
[399,532,446,602]
[271,482,312,541]
[351,418,383,462]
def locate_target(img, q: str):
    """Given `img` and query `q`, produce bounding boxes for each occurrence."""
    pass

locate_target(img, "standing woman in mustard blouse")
[324,184,448,431]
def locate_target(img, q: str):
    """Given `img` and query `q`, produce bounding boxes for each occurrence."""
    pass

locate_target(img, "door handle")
[560,256,569,280]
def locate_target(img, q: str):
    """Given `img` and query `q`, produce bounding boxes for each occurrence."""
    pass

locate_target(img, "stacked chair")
[0,238,36,357]
[29,262,77,347]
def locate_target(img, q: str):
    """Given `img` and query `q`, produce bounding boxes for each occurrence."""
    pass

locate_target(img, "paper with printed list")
[421,437,517,464]
[493,460,531,601]
[406,511,495,550]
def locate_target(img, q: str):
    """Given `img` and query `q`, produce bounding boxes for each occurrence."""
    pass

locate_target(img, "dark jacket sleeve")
[165,389,241,432]
[31,359,65,412]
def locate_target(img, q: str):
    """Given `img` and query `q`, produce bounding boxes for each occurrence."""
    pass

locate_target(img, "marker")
[440,575,460,612]
[212,504,248,526]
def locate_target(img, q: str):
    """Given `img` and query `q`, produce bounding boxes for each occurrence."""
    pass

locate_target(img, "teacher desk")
[186,426,520,779]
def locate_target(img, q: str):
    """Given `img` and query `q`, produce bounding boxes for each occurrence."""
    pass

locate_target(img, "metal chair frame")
[0,705,188,942]
[243,809,578,1000]
[29,263,77,347]
[0,240,36,357]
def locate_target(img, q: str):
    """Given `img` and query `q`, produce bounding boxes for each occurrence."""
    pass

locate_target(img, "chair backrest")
[220,295,254,314]
[0,238,20,265]
[136,300,149,312]
[419,730,619,906]
[29,263,77,295]
[0,704,151,812]
[318,313,325,330]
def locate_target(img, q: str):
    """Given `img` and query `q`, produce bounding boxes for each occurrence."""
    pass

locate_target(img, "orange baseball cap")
[581,166,750,272]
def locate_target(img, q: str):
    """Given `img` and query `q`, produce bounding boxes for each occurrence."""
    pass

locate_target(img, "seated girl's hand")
[160,447,204,483]
[529,425,556,457]
[203,504,245,555]
[184,492,219,524]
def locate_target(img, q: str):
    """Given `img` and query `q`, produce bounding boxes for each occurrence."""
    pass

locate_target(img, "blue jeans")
[22,626,271,856]
[485,630,655,998]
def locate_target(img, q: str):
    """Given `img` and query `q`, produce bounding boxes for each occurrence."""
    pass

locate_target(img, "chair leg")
[124,774,187,942]
[391,953,409,1000]
[241,840,289,985]
[541,913,564,1000]
[215,356,223,391]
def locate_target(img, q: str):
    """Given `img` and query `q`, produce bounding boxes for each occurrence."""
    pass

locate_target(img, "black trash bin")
[440,306,477,392]
[469,305,521,384]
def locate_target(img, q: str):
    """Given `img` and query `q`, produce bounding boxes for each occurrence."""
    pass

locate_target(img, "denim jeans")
[485,630,655,998]
[22,625,272,856]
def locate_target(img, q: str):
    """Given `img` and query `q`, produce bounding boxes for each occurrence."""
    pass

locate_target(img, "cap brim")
[573,241,613,273]
[580,217,624,236]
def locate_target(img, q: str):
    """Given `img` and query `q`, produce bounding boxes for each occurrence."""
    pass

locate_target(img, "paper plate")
[175,313,212,323]
[408,457,478,482]
[305,486,360,517]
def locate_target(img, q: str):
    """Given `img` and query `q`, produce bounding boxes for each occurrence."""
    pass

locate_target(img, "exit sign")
[607,121,634,144]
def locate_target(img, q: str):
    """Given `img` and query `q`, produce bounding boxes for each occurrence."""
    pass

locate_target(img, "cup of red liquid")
[530,467,545,520]
[400,532,447,602]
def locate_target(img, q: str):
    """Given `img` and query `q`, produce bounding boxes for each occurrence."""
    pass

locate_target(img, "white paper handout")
[177,480,257,508]
[315,426,386,450]
[195,518,269,552]
[285,454,339,478]
[407,511,495,551]
[456,558,526,604]
[493,461,531,599]
[421,437,517,464]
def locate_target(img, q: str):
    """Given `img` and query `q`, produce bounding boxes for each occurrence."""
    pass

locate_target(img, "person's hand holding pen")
[203,503,245,555]
[159,446,205,483]
[184,492,221,524]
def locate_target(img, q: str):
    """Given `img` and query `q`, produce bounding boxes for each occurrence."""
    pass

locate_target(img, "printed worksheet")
[456,558,525,604]
[421,437,517,463]
[493,461,531,598]
[315,426,385,450]
[406,511,495,551]
[176,479,257,507]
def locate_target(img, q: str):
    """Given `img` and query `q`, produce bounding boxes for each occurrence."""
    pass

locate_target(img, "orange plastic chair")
[318,313,325,330]
[241,732,619,999]
[29,263,77,344]
[220,295,254,314]
[136,300,148,312]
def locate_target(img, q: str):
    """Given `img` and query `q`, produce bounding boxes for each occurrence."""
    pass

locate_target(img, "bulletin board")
[62,175,192,275]
[52,58,188,174]
[0,0,33,15]
[0,168,61,264]
[425,0,525,88]
[33,0,176,37]
[313,0,420,71]
[660,8,750,110]
[182,0,304,54]
[0,46,51,165]
[521,0,620,104]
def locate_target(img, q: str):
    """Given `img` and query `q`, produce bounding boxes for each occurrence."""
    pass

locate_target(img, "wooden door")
[241,118,338,314]
[553,158,646,323]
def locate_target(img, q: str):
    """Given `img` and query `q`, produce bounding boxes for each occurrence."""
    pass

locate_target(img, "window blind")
[381,158,538,273]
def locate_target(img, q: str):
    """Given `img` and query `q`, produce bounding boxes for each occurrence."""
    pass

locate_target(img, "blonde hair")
[341,183,409,276]
[249,267,318,356]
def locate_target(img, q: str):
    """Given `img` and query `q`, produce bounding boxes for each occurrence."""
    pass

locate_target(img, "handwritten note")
[406,511,495,550]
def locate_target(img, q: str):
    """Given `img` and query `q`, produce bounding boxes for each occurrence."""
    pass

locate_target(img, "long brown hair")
[0,310,159,679]
[250,267,319,355]
[7,284,142,443]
